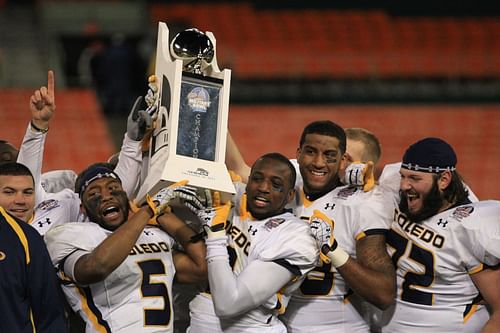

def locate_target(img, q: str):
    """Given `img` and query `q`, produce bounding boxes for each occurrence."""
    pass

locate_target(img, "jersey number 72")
[387,229,435,306]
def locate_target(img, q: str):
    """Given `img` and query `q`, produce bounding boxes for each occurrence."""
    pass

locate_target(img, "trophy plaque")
[136,22,235,205]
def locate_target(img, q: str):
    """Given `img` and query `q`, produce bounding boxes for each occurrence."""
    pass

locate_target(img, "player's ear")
[79,203,86,215]
[296,147,301,160]
[286,187,295,204]
[339,153,349,170]
[437,170,452,190]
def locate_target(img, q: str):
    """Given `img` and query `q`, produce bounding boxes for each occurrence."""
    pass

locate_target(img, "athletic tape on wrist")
[327,247,350,268]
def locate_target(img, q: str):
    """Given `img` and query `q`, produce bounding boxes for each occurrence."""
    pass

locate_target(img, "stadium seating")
[149,3,500,79]
[0,89,114,173]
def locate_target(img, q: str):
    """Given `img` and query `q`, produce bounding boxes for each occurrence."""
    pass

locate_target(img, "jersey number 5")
[387,229,435,306]
[138,260,171,326]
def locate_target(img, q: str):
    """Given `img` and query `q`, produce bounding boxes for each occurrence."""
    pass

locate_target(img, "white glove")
[343,161,375,192]
[309,209,349,267]
[175,186,206,213]
[146,180,190,216]
[198,199,232,239]
[144,75,159,116]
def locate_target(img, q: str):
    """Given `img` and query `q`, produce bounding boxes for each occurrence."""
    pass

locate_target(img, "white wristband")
[327,247,350,268]
[205,235,228,262]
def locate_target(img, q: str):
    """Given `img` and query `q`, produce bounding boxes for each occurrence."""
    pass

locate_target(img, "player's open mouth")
[406,192,420,211]
[102,205,120,219]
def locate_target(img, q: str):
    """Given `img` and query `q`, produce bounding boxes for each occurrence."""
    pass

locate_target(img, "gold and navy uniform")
[382,200,500,332]
[45,222,176,333]
[282,181,393,333]
[188,182,318,333]
[0,207,67,332]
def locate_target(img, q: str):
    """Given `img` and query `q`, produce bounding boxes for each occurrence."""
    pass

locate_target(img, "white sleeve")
[17,123,49,205]
[377,162,401,195]
[208,255,294,318]
[462,202,500,265]
[113,133,142,198]
[45,223,99,266]
[40,170,77,193]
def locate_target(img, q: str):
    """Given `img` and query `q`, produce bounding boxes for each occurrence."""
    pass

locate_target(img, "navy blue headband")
[402,137,457,173]
[77,166,121,197]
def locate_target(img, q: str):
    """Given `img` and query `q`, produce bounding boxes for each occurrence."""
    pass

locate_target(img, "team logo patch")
[451,206,474,221]
[36,199,60,211]
[264,218,285,230]
[337,187,358,199]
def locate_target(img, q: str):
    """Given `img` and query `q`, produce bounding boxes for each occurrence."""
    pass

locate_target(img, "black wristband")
[30,121,49,133]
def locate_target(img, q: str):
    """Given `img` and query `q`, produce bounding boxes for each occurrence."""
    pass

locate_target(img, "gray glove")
[127,96,152,141]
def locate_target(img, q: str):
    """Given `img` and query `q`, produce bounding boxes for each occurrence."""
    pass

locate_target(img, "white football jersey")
[381,200,500,332]
[45,222,176,333]
[189,183,318,333]
[282,184,393,333]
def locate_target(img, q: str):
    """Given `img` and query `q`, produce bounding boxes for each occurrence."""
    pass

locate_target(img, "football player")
[188,153,319,332]
[281,121,395,333]
[380,137,500,332]
[45,165,207,332]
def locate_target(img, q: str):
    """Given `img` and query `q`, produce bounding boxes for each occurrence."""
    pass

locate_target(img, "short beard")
[399,179,444,223]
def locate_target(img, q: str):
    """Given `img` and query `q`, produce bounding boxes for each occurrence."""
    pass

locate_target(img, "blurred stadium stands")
[0,0,498,198]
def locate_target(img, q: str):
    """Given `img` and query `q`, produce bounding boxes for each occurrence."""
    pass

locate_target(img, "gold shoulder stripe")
[468,263,484,275]
[355,231,367,241]
[0,207,30,264]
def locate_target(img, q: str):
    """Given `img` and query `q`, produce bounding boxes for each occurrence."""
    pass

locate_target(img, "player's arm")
[338,233,396,309]
[156,211,207,284]
[225,131,250,183]
[209,255,295,318]
[200,200,296,317]
[113,93,154,197]
[18,70,55,204]
[471,266,500,333]
[310,209,395,309]
[72,207,153,284]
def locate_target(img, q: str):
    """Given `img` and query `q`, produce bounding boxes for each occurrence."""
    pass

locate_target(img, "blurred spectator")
[89,34,147,116]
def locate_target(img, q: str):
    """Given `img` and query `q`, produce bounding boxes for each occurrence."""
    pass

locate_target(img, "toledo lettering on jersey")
[393,209,445,249]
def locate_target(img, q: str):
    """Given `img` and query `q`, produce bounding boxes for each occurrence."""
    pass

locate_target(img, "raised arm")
[225,132,250,183]
[114,94,153,198]
[17,70,55,204]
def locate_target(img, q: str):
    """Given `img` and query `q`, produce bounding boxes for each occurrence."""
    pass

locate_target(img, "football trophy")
[136,22,235,206]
